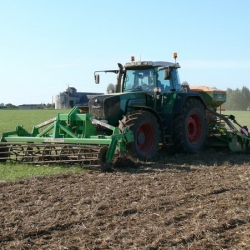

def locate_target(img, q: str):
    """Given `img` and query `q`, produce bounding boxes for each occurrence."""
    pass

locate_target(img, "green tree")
[225,88,233,110]
[5,103,18,109]
[46,103,55,109]
[225,87,250,110]
[241,86,250,110]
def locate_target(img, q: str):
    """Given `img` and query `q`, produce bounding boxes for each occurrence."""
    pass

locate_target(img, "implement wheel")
[119,110,160,160]
[172,98,207,153]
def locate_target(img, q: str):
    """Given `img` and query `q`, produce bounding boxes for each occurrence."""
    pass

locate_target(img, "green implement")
[0,107,134,169]
[206,109,250,152]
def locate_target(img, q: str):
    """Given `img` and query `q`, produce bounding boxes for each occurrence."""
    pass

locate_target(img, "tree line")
[224,86,250,111]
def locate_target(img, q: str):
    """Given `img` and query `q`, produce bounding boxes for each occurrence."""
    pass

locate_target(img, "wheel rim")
[187,114,202,144]
[137,123,154,153]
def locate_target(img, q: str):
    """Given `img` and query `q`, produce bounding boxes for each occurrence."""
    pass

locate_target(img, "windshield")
[123,67,181,92]
[123,68,154,92]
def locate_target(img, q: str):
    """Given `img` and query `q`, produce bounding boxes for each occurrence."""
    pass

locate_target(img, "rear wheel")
[119,110,160,160]
[171,98,207,153]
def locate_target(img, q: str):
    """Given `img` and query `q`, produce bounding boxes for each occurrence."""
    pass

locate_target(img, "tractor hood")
[89,92,146,126]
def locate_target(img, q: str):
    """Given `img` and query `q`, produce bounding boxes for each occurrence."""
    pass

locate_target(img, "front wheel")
[119,110,160,160]
[171,98,207,153]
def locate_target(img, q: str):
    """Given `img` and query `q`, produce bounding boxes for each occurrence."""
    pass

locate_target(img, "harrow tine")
[0,143,105,166]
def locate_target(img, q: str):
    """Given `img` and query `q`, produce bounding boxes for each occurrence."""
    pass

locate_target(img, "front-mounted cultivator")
[0,107,133,170]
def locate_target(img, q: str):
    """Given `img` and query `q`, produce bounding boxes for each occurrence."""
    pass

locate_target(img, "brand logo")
[92,105,101,109]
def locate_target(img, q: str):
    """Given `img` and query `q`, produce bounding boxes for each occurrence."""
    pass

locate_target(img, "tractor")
[91,53,210,160]
[1,53,249,168]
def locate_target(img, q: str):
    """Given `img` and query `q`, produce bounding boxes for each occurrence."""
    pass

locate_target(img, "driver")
[140,70,153,90]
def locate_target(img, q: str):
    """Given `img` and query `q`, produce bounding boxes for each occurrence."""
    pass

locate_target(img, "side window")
[157,70,171,92]
[171,68,182,91]
[123,70,135,91]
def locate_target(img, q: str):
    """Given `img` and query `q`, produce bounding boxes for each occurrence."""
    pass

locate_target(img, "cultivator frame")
[0,107,134,169]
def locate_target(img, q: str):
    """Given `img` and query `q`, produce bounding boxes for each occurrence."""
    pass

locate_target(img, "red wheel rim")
[137,123,154,153]
[187,114,202,144]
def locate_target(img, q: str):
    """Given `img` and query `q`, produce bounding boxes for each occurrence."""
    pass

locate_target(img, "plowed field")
[1,150,250,249]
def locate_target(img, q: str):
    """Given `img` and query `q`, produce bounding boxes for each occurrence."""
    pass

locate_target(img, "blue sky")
[1,0,250,105]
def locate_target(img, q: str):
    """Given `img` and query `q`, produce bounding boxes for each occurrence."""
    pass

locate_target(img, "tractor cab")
[121,56,182,112]
[92,53,184,122]
[122,58,182,94]
[94,53,182,95]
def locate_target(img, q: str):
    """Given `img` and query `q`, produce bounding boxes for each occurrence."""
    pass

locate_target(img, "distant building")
[55,87,103,109]
[18,104,45,110]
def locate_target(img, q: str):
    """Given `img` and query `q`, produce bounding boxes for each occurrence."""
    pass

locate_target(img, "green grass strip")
[0,163,84,182]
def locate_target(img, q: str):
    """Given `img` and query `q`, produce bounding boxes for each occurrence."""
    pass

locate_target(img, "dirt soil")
[1,149,250,250]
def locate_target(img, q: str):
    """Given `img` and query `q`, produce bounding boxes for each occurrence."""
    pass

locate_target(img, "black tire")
[119,110,160,160]
[171,98,207,153]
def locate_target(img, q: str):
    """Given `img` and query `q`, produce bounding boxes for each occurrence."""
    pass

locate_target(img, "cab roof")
[125,61,180,68]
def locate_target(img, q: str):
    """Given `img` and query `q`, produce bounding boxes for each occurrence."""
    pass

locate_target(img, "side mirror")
[164,68,170,80]
[95,74,100,84]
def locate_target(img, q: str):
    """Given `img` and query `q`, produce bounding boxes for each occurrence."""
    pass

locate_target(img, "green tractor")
[91,53,209,160]
[91,53,250,160]
[1,53,249,167]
